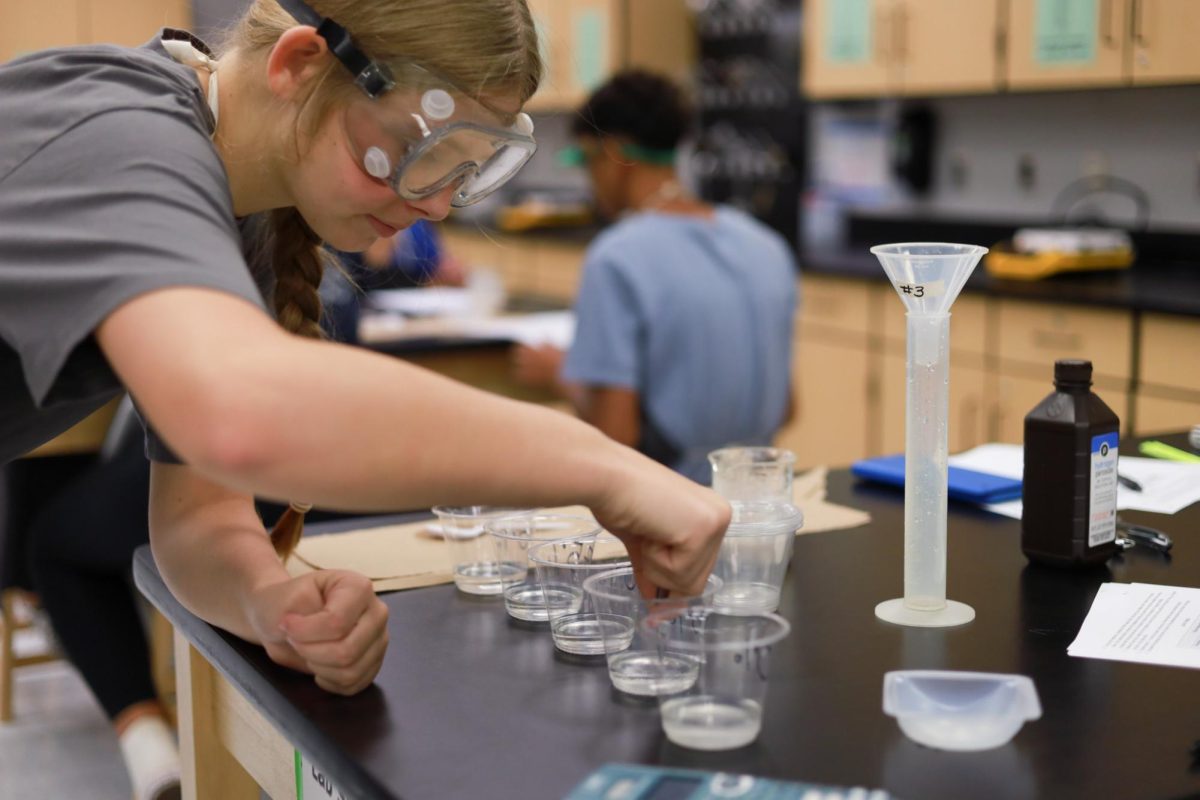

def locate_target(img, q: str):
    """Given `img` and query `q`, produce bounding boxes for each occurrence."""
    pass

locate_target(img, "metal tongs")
[1115,519,1173,553]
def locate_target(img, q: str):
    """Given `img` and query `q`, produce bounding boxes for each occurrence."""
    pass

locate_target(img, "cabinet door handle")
[960,395,980,451]
[1101,0,1116,47]
[1133,0,1147,45]
[1031,329,1083,351]
[875,2,892,64]
[894,3,908,64]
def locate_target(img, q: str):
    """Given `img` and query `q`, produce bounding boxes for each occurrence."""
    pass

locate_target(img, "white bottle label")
[1089,433,1119,548]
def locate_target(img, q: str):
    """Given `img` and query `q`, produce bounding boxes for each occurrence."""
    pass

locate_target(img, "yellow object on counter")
[495,201,594,232]
[985,244,1134,281]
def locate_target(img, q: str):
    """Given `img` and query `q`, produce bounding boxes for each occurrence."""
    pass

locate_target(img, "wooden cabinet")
[798,275,875,338]
[86,0,191,47]
[802,0,894,98]
[1007,0,1129,89]
[526,0,613,111]
[1136,394,1200,437]
[897,0,1001,95]
[1007,0,1200,90]
[992,370,1131,443]
[0,0,84,62]
[526,0,693,111]
[532,242,585,302]
[805,0,1200,97]
[1130,0,1200,85]
[994,299,1132,386]
[777,334,874,469]
[1133,312,1200,435]
[777,276,874,467]
[1,0,191,63]
[803,0,999,98]
[439,227,583,300]
[1139,313,1200,394]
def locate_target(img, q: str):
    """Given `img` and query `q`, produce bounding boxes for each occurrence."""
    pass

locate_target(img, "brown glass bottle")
[1021,359,1120,567]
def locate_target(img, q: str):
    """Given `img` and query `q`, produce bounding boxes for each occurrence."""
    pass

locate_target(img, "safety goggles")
[277,0,536,207]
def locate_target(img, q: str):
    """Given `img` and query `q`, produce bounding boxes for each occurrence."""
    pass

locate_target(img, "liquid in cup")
[583,568,721,696]
[486,514,600,622]
[431,506,530,595]
[530,533,631,655]
[712,502,802,614]
[645,611,790,751]
[708,447,796,504]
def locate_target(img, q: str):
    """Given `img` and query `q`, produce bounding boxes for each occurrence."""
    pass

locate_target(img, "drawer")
[798,275,873,339]
[1140,313,1200,394]
[1134,392,1200,436]
[995,299,1132,381]
[992,372,1131,443]
[881,289,988,358]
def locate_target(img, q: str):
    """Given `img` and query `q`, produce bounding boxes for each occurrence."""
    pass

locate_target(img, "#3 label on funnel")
[893,278,946,303]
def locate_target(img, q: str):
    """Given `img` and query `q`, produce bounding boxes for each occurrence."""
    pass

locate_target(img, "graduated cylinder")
[904,312,951,610]
[871,241,985,629]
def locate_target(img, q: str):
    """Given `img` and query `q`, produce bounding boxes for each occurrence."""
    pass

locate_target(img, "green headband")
[558,142,677,168]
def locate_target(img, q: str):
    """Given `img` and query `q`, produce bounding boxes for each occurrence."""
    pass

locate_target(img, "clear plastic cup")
[644,611,791,751]
[431,506,531,595]
[529,533,631,655]
[582,568,722,696]
[486,514,601,622]
[708,446,796,504]
[712,501,803,614]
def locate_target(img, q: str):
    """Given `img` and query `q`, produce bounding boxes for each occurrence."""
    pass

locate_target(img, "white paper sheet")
[947,443,1200,518]
[1068,582,1200,669]
[368,287,475,317]
[455,310,576,348]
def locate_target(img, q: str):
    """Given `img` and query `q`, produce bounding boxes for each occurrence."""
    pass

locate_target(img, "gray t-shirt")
[0,32,272,464]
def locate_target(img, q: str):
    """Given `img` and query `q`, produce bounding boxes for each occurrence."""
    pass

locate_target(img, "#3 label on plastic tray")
[1089,432,1118,548]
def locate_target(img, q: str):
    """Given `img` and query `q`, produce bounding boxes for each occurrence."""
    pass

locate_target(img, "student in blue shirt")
[514,71,798,483]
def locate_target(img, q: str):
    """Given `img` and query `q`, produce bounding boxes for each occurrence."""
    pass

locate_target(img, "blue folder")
[850,454,1023,504]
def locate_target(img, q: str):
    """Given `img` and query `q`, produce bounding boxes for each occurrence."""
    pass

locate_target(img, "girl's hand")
[592,459,731,598]
[246,570,389,695]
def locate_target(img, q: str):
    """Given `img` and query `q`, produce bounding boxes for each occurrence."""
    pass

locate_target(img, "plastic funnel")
[871,243,986,316]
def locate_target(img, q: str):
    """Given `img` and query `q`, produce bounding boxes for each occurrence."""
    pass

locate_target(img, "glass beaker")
[708,446,796,504]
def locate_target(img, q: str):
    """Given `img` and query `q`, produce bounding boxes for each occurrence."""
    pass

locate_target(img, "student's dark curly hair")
[571,70,693,151]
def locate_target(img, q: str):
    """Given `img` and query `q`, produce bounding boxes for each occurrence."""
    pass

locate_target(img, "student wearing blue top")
[324,220,466,343]
[514,71,798,483]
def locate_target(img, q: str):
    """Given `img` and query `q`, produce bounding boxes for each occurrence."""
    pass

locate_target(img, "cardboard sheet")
[285,506,596,593]
[793,466,873,534]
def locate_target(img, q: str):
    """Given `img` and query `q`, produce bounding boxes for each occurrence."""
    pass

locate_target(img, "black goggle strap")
[274,0,396,97]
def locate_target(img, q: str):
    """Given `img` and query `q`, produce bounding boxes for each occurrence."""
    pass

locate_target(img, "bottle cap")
[1054,359,1093,386]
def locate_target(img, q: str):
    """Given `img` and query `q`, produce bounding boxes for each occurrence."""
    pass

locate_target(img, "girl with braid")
[0,2,730,797]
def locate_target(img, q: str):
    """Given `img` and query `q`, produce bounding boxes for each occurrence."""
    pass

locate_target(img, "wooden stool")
[0,589,177,724]
[0,588,60,722]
